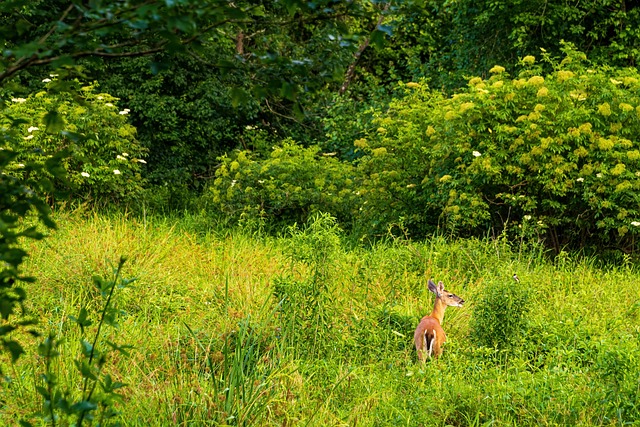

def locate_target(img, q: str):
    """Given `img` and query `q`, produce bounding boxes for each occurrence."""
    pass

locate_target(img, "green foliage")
[283,212,343,282]
[0,139,60,369]
[274,214,343,358]
[321,79,403,162]
[3,212,640,425]
[359,45,640,251]
[352,0,640,91]
[2,1,362,83]
[209,142,358,228]
[1,0,407,206]
[596,340,640,422]
[184,315,280,426]
[3,80,147,204]
[84,53,260,205]
[23,257,134,426]
[77,0,382,198]
[470,277,530,351]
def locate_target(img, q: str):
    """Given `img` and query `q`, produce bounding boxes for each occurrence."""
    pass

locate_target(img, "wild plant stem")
[44,335,57,427]
[77,256,126,426]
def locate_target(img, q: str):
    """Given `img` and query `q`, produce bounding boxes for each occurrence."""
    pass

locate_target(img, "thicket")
[210,142,358,228]
[470,276,530,350]
[359,0,640,90]
[212,45,640,253]
[3,80,147,204]
[5,1,639,214]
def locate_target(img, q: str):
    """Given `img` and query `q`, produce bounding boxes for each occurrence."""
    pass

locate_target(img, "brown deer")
[414,279,464,362]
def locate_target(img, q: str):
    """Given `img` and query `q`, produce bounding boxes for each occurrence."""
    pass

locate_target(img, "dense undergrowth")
[1,210,639,425]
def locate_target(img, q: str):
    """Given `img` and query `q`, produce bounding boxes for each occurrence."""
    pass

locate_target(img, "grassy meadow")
[1,210,640,426]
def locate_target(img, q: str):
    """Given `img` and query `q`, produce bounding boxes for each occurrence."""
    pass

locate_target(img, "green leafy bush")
[25,257,134,426]
[274,214,343,358]
[358,45,640,251]
[470,277,530,351]
[2,80,147,204]
[209,141,358,227]
[596,341,640,422]
[0,147,58,366]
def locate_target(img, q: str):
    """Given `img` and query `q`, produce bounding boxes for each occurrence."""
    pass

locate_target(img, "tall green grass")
[1,210,639,425]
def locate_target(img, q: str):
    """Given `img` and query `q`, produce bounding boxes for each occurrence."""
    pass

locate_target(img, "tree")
[339,0,640,92]
[0,0,402,361]
[2,1,402,202]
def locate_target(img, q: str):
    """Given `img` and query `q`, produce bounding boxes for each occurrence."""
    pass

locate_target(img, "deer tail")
[424,329,437,358]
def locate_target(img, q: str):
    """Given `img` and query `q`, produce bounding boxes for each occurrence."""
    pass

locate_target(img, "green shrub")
[26,258,134,426]
[358,44,640,251]
[209,142,358,227]
[3,80,147,204]
[274,214,343,358]
[470,277,530,351]
[0,147,58,366]
[596,340,640,423]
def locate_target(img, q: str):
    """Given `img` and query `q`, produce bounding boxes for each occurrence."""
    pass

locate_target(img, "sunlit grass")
[1,210,639,425]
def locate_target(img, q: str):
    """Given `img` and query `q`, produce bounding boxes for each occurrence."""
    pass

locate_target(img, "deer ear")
[428,279,438,295]
[437,281,445,294]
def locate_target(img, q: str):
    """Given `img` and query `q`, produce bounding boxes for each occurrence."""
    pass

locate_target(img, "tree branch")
[339,3,390,95]
[38,4,76,45]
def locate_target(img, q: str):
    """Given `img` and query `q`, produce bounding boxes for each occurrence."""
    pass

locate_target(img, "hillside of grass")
[1,211,639,426]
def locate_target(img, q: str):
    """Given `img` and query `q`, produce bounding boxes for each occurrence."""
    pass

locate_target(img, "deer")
[414,279,464,362]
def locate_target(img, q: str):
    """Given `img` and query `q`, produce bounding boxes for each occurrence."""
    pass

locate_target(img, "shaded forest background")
[3,0,640,251]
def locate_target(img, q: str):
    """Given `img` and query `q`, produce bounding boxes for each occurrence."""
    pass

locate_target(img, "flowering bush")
[358,45,640,251]
[209,141,358,227]
[2,79,147,204]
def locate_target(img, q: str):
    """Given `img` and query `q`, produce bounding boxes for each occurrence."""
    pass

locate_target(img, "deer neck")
[429,297,447,325]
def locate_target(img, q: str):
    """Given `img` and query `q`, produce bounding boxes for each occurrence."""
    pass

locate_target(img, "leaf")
[35,385,51,399]
[103,309,119,327]
[53,391,72,414]
[43,109,66,133]
[74,359,98,381]
[37,335,61,358]
[120,276,137,287]
[3,339,25,362]
[370,30,386,49]
[92,275,112,295]
[80,339,94,357]
[105,340,134,356]
[59,131,85,143]
[376,24,393,37]
[230,87,249,108]
[282,0,303,15]
[280,81,298,101]
[70,400,98,413]
[0,325,17,336]
[69,307,92,333]
[101,373,127,392]
[49,55,76,68]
